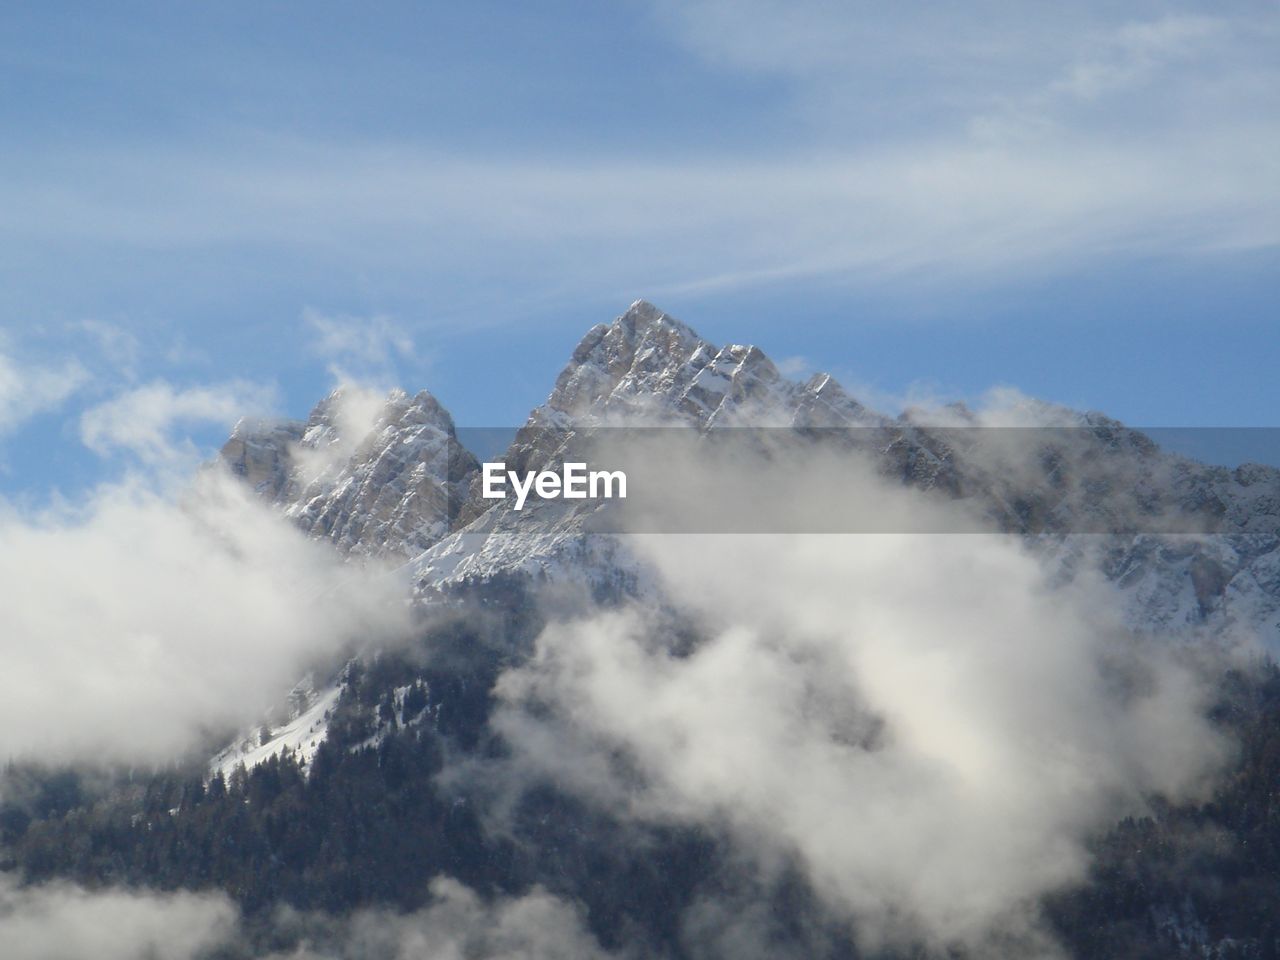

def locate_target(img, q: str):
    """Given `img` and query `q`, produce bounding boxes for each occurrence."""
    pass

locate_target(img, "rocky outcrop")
[221,387,478,560]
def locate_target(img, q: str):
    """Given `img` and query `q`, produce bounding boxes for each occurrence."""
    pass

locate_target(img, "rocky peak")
[533,300,879,431]
[221,417,306,500]
[222,386,478,559]
[542,301,713,423]
[216,302,1280,660]
[792,373,880,428]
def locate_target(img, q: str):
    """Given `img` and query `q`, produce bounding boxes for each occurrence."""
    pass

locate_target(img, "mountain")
[131,299,1279,959]
[522,299,878,429]
[218,300,1280,646]
[222,385,478,559]
[204,300,1280,793]
[413,301,905,590]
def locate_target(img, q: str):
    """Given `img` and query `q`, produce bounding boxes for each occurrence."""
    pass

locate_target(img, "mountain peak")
[615,299,702,345]
[220,383,476,559]
[623,298,663,322]
[528,302,878,431]
[542,302,712,423]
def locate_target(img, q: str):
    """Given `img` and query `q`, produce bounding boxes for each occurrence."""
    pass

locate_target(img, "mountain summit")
[222,386,477,558]
[536,299,876,429]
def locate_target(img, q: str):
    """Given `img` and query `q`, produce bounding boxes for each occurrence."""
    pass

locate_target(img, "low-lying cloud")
[0,876,237,960]
[492,441,1230,956]
[0,875,616,960]
[0,466,410,764]
[264,877,619,960]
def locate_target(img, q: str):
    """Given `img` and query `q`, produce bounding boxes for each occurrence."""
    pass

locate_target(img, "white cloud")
[285,381,395,489]
[652,3,1265,120]
[0,875,616,960]
[1048,15,1228,102]
[80,379,277,465]
[0,468,411,764]
[0,345,87,437]
[76,319,142,379]
[2,120,1273,307]
[0,876,237,960]
[492,445,1228,955]
[268,877,619,960]
[304,308,416,375]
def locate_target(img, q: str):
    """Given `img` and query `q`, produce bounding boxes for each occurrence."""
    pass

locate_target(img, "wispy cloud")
[0,341,87,438]
[1046,15,1228,102]
[303,308,417,385]
[2,127,1274,303]
[652,3,1269,126]
[491,441,1228,955]
[80,379,277,466]
[0,877,236,960]
[0,874,616,960]
[0,4,1273,314]
[75,319,142,380]
[0,468,411,765]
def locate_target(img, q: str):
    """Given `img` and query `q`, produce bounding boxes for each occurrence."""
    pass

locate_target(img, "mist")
[0,875,616,960]
[491,437,1231,956]
[0,876,236,960]
[0,466,411,765]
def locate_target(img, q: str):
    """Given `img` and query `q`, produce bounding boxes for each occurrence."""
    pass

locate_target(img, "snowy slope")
[210,676,342,779]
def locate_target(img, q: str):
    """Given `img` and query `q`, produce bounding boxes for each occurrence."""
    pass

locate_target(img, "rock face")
[221,387,479,559]
[220,418,304,500]
[416,300,891,590]
[531,300,880,429]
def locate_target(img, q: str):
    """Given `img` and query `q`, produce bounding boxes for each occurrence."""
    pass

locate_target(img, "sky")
[1,0,1277,496]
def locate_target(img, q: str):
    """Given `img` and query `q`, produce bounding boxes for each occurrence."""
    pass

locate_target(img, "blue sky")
[1,1,1277,495]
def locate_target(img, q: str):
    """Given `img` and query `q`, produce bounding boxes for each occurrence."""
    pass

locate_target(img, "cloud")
[2,118,1273,311]
[652,3,1265,123]
[266,877,620,960]
[0,6,1273,318]
[286,381,397,488]
[0,344,87,438]
[0,366,410,769]
[1047,15,1228,102]
[304,308,416,378]
[80,379,277,466]
[774,355,809,378]
[491,442,1228,955]
[0,467,411,764]
[0,876,237,960]
[75,319,142,380]
[0,875,617,960]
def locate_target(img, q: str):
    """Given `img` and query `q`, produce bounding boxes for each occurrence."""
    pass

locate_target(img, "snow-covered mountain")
[214,301,1280,774]
[411,302,1280,646]
[219,299,1280,639]
[522,299,879,430]
[222,386,478,559]
[414,300,896,589]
